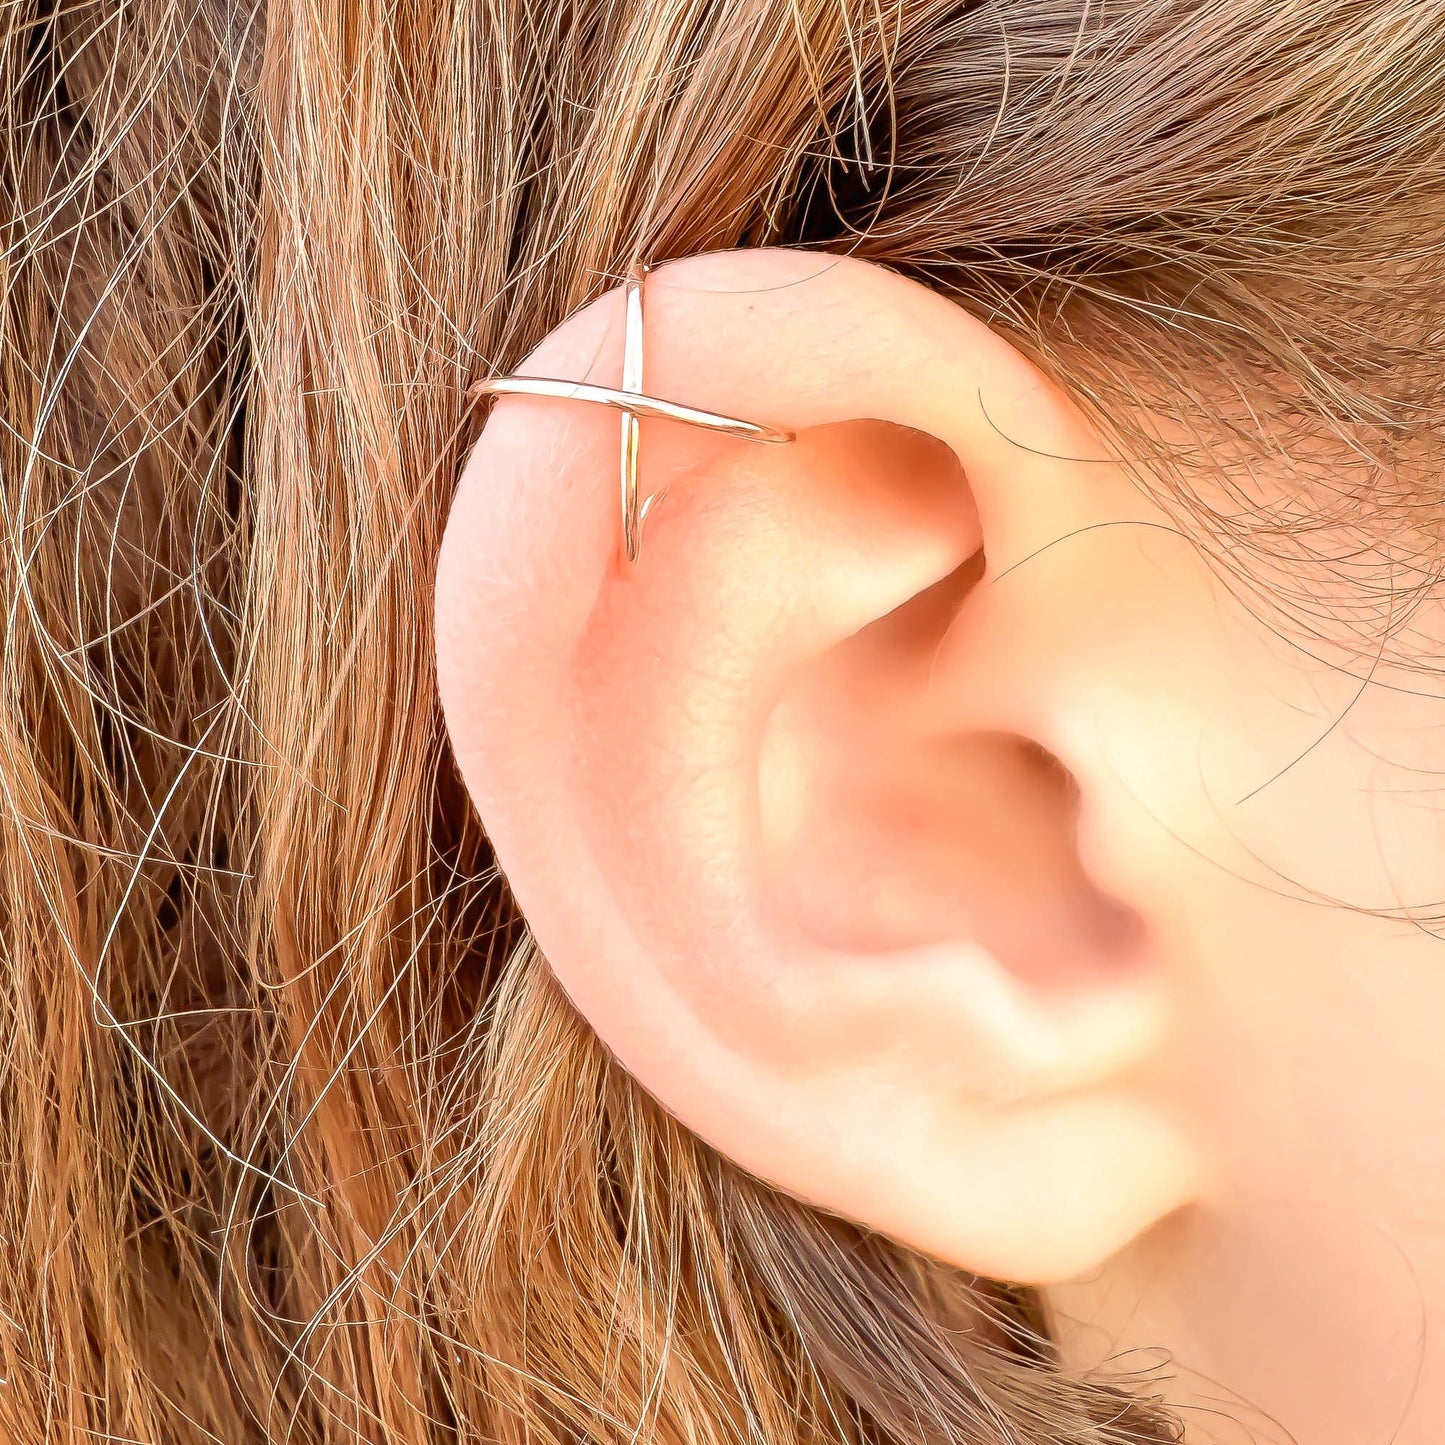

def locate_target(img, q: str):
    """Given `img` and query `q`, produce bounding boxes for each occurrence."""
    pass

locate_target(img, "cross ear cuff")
[469,261,797,570]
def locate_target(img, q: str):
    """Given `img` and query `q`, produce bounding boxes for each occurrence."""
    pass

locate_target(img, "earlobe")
[435,247,1206,1285]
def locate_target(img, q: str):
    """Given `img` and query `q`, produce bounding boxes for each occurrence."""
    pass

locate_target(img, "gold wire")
[620,261,646,564]
[469,261,796,569]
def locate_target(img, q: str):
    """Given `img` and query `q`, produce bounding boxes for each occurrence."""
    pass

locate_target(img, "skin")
[1044,464,1445,1441]
[434,247,1445,1444]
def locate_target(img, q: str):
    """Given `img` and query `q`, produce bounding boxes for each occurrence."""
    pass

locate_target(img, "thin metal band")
[468,374,795,445]
[469,261,796,567]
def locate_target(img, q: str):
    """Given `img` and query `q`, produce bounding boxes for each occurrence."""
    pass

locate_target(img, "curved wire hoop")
[469,261,796,568]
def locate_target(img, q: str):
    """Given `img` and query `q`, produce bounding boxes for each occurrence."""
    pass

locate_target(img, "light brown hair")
[2,0,1443,1439]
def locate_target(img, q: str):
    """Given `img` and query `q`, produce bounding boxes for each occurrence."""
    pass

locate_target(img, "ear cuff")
[469,261,797,570]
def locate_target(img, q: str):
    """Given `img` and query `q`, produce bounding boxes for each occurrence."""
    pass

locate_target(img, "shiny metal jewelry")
[469,261,796,568]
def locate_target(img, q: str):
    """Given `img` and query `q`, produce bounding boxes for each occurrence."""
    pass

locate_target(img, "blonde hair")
[2,0,1442,1439]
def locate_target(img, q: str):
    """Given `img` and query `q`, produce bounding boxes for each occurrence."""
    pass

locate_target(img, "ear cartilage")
[469,260,796,571]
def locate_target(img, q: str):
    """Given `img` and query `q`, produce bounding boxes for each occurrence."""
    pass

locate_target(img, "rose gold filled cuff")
[469,261,796,570]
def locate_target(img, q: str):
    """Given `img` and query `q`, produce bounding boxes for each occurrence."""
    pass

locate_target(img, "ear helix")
[470,260,796,572]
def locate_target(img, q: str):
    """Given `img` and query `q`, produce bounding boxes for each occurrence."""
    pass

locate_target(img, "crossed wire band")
[469,261,796,567]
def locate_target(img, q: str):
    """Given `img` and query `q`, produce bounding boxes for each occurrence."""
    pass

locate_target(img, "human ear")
[434,248,1206,1285]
